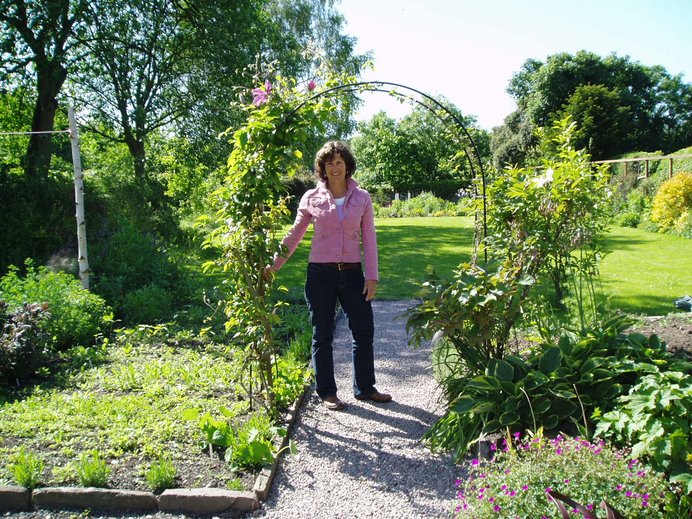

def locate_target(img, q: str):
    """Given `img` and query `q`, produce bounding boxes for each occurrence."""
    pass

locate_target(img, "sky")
[336,0,692,130]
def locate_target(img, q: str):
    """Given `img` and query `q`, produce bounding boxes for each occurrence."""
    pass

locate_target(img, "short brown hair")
[314,140,356,181]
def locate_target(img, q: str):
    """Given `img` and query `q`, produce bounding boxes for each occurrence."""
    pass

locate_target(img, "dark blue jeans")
[304,263,376,399]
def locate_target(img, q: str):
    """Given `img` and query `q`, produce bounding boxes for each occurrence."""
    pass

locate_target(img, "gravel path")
[251,300,460,519]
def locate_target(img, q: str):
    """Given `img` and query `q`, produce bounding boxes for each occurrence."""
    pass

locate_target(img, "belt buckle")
[337,262,345,271]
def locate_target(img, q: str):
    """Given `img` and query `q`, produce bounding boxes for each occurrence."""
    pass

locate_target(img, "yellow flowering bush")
[651,172,692,233]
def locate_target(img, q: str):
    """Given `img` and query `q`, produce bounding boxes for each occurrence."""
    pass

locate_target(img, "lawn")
[276,217,691,315]
[600,225,692,315]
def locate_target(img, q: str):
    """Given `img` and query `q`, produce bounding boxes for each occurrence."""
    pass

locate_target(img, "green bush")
[617,211,641,227]
[0,301,52,385]
[90,223,183,321]
[374,192,468,218]
[651,172,692,233]
[594,371,692,495]
[0,261,111,349]
[122,284,174,325]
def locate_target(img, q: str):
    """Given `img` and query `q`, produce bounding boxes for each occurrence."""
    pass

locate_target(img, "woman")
[269,140,391,411]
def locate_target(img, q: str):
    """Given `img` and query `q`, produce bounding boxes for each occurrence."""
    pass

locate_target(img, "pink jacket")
[273,178,379,281]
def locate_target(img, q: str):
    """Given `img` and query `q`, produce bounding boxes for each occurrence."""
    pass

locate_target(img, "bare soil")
[626,312,692,355]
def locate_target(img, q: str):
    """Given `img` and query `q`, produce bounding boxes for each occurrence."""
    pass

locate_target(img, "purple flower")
[251,88,268,106]
[522,485,529,491]
[493,505,502,512]
[472,458,479,466]
[251,80,272,106]
[490,443,497,451]
[513,431,521,441]
[307,79,316,91]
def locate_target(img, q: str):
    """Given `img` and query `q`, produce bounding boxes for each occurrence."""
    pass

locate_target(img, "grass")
[600,225,692,315]
[276,216,691,315]
[275,216,477,300]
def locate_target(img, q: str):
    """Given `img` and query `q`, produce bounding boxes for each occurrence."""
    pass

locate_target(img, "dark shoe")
[322,395,346,411]
[355,390,392,403]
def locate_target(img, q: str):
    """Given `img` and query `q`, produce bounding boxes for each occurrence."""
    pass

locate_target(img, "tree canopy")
[492,50,692,166]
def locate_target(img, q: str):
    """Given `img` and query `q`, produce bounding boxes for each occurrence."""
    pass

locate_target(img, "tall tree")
[74,0,191,184]
[495,50,692,163]
[0,0,87,178]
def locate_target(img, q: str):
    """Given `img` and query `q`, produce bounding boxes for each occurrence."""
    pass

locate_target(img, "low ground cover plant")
[454,431,671,518]
[0,304,312,491]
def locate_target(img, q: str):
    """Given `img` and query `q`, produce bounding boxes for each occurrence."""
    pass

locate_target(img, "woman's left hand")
[363,279,378,301]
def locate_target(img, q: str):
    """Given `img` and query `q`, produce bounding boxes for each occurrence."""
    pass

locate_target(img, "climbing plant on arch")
[201,70,488,411]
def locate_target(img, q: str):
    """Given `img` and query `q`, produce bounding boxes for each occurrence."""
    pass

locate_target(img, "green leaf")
[533,397,551,414]
[467,376,501,390]
[492,359,515,381]
[542,414,559,429]
[181,408,200,421]
[451,395,476,414]
[550,400,578,419]
[499,410,519,426]
[539,347,562,375]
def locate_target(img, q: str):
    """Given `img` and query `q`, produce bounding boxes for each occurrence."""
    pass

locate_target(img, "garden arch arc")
[281,80,488,258]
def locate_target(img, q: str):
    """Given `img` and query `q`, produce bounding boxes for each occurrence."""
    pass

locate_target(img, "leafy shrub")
[617,211,641,228]
[374,192,469,218]
[0,261,111,349]
[454,431,671,518]
[594,371,692,495]
[0,301,52,385]
[90,223,182,321]
[419,312,692,462]
[651,172,692,232]
[122,283,174,325]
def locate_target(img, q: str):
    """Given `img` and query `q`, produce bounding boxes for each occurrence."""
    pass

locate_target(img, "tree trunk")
[24,59,68,178]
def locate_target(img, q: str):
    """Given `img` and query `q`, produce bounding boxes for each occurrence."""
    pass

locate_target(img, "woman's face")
[325,153,347,181]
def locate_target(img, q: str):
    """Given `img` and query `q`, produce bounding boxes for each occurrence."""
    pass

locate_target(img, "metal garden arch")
[281,80,488,260]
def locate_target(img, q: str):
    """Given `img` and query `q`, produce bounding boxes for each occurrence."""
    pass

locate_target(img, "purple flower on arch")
[251,80,273,106]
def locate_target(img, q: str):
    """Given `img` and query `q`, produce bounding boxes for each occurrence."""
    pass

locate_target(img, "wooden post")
[68,105,90,289]
[645,160,649,178]
[669,157,673,178]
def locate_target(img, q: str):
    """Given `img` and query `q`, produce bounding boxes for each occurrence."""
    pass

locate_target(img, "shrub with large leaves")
[594,370,692,495]
[423,313,692,462]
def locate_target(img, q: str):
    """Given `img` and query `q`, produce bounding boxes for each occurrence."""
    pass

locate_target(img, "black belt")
[316,262,361,271]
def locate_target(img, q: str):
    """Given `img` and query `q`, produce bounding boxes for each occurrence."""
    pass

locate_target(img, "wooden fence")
[592,153,692,179]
